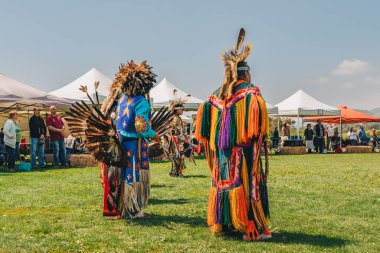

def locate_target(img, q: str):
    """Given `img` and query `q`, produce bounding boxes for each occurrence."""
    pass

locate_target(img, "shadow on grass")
[150,160,171,164]
[185,175,208,179]
[151,184,173,188]
[149,198,189,205]
[223,230,349,247]
[131,213,206,228]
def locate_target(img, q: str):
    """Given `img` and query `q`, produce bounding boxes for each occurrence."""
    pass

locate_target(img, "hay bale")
[280,146,306,155]
[345,146,372,153]
[69,154,98,167]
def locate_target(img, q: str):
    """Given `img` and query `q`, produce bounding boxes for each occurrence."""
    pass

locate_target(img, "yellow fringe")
[195,103,206,143]
[247,95,259,138]
[229,185,249,232]
[209,105,218,151]
[235,99,246,144]
[257,96,269,134]
[211,224,223,235]
[207,187,217,226]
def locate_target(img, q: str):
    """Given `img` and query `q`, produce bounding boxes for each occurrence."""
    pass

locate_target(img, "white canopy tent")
[0,73,47,101]
[49,68,112,103]
[150,78,204,110]
[267,103,278,115]
[0,73,72,112]
[275,89,341,136]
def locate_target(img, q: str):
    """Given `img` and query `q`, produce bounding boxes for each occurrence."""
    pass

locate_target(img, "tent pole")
[297,114,300,139]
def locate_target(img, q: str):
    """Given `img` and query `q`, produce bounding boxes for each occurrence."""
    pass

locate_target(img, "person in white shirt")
[64,134,76,164]
[3,110,19,171]
[347,127,358,145]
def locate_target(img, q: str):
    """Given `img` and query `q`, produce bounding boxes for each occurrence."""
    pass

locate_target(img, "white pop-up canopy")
[150,78,204,110]
[0,73,46,101]
[266,103,278,115]
[49,68,112,102]
[275,89,341,136]
[275,89,340,117]
[0,73,72,112]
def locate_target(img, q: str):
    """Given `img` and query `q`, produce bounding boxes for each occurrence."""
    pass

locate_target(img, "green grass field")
[1,154,379,252]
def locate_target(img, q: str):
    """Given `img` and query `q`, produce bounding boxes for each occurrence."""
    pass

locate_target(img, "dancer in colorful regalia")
[66,61,172,219]
[168,100,187,177]
[195,28,272,241]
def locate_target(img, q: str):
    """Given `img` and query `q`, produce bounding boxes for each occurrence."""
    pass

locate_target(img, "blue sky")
[1,0,380,109]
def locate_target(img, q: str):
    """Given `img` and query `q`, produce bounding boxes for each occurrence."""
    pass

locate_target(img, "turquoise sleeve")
[134,99,156,139]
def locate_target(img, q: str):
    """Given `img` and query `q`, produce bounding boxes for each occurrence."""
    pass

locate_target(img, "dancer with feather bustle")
[66,61,172,219]
[168,99,187,177]
[195,28,272,240]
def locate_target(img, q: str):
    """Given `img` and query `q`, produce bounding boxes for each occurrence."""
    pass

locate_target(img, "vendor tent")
[151,78,203,110]
[275,89,340,117]
[0,73,72,112]
[267,103,278,115]
[275,89,340,136]
[49,68,112,102]
[304,106,380,124]
[0,73,47,101]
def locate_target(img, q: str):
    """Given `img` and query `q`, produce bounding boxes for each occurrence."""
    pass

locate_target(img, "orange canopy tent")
[304,106,380,124]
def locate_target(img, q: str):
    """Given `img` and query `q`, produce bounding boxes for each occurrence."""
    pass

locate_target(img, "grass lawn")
[0,153,379,252]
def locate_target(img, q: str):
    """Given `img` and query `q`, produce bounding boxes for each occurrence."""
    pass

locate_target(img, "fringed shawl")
[195,84,269,154]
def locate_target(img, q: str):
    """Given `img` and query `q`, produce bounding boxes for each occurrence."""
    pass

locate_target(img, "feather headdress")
[169,89,189,112]
[101,60,157,115]
[219,28,253,100]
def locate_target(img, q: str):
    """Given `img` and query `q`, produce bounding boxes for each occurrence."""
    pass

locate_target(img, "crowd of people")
[271,119,379,153]
[0,105,77,171]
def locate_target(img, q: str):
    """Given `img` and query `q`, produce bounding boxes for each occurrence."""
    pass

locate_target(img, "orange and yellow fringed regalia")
[195,80,271,240]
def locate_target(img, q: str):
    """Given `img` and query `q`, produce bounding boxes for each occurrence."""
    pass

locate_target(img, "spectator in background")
[0,128,4,143]
[29,107,46,169]
[282,123,291,139]
[369,128,377,151]
[357,125,369,145]
[64,133,76,165]
[327,124,338,150]
[313,119,325,153]
[3,110,19,171]
[272,126,280,148]
[14,120,21,161]
[304,123,314,153]
[46,105,67,167]
[347,127,358,145]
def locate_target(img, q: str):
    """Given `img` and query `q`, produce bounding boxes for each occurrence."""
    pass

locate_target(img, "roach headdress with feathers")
[101,60,157,115]
[219,28,253,100]
[169,89,189,113]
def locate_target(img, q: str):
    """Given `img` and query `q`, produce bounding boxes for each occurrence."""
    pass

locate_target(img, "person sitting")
[347,127,358,145]
[304,124,314,153]
[357,125,369,145]
[64,133,76,166]
[281,123,291,146]
[369,128,378,151]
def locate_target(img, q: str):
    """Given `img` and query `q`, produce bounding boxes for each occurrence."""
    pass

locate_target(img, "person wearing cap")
[29,107,46,169]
